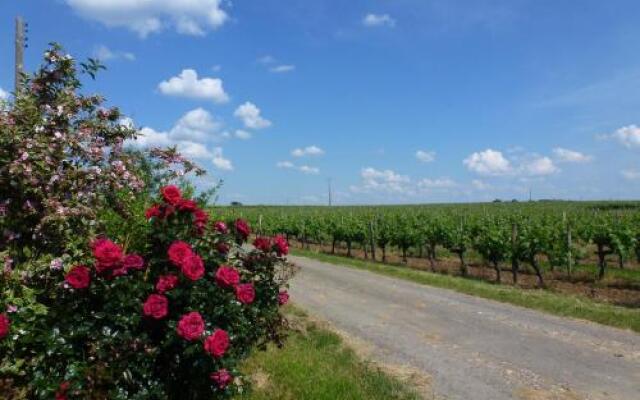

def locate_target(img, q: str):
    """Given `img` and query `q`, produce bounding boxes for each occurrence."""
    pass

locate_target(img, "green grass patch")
[238,306,420,400]
[292,249,640,333]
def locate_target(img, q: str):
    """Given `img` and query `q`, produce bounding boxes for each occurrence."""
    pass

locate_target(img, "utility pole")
[15,16,25,93]
[327,178,332,207]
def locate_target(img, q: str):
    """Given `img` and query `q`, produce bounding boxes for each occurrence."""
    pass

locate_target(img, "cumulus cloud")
[158,69,229,103]
[601,125,640,148]
[169,108,221,142]
[0,87,8,100]
[234,102,272,129]
[463,149,512,176]
[132,126,213,159]
[93,45,135,61]
[415,150,436,163]
[362,13,396,27]
[212,147,233,171]
[355,167,410,193]
[621,169,640,180]
[471,179,490,190]
[522,156,559,176]
[65,0,228,38]
[234,130,252,140]
[291,145,325,157]
[270,65,296,73]
[276,161,319,174]
[552,147,592,163]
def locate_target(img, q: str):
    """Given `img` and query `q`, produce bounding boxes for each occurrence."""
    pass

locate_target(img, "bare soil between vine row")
[289,240,640,309]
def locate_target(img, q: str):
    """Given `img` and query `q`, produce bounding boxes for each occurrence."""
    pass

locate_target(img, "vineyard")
[215,201,640,308]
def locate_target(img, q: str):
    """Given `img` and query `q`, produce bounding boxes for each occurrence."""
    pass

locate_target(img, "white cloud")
[417,178,457,189]
[234,102,272,129]
[602,125,640,148]
[212,147,233,171]
[132,127,212,159]
[65,0,228,38]
[291,145,325,157]
[299,165,320,175]
[552,147,592,163]
[276,161,295,169]
[355,167,411,193]
[179,141,214,159]
[258,55,276,64]
[169,108,221,142]
[622,169,640,180]
[0,87,8,100]
[270,65,296,73]
[158,69,229,103]
[472,179,490,190]
[463,149,512,176]
[234,130,252,140]
[276,161,319,174]
[93,45,135,61]
[415,150,436,163]
[522,156,559,176]
[362,13,396,27]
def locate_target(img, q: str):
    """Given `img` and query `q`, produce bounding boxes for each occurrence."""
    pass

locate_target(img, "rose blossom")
[278,290,290,306]
[235,283,255,305]
[167,241,193,268]
[203,329,230,358]
[161,185,182,205]
[181,253,205,281]
[55,381,70,400]
[91,238,124,269]
[177,312,205,341]
[177,199,198,212]
[65,265,91,289]
[253,237,271,252]
[123,254,145,271]
[143,294,169,320]
[156,274,179,294]
[216,242,230,254]
[274,235,289,256]
[145,204,161,220]
[234,219,251,240]
[215,266,239,288]
[0,313,10,339]
[210,369,233,389]
[213,221,228,234]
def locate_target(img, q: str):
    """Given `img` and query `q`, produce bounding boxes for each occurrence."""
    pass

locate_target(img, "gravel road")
[288,255,640,400]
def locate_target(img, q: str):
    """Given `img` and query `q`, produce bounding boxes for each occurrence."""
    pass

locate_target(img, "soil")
[291,240,640,309]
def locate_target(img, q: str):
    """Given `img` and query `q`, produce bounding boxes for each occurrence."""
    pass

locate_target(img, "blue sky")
[2,0,640,204]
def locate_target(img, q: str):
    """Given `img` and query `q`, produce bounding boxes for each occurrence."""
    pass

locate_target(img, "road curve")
[288,255,640,400]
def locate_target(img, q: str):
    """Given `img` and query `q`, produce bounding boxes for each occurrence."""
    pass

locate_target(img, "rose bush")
[0,186,292,399]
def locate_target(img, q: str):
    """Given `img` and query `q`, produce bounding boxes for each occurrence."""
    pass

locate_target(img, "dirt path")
[288,255,640,400]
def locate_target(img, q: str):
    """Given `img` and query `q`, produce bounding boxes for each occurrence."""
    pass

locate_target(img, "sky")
[1,0,640,205]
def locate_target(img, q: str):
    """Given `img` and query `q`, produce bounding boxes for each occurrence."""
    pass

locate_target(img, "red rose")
[65,265,91,289]
[216,242,230,254]
[215,266,239,288]
[253,237,271,252]
[210,369,232,389]
[194,209,208,224]
[168,241,193,268]
[161,185,182,205]
[235,283,255,305]
[55,381,70,400]
[162,204,176,218]
[203,329,230,358]
[123,254,145,271]
[177,312,205,341]
[92,238,123,269]
[145,204,162,220]
[181,253,205,281]
[274,235,289,256]
[0,313,10,339]
[234,219,251,240]
[213,221,228,233]
[177,198,198,212]
[156,274,179,294]
[143,294,168,319]
[278,290,290,306]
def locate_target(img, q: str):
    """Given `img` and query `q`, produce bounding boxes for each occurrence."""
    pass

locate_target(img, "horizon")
[2,1,640,205]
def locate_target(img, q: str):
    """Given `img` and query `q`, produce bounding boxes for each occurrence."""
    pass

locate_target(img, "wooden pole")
[369,220,376,261]
[15,16,25,93]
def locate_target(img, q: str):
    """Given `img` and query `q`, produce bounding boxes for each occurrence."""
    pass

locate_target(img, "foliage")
[0,186,292,399]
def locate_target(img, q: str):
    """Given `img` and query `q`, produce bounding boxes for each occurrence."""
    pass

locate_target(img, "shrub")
[0,186,292,399]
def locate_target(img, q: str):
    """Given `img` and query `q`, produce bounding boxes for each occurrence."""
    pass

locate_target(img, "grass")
[237,306,421,400]
[291,249,640,333]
